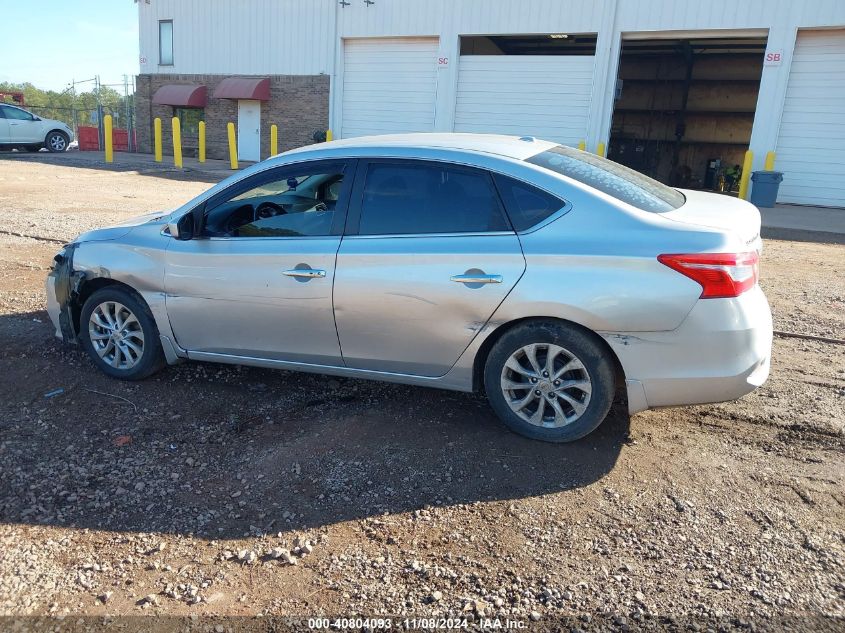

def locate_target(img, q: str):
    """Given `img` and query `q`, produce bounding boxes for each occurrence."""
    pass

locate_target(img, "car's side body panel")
[43,134,772,419]
[165,235,344,364]
[0,115,10,143]
[334,233,526,376]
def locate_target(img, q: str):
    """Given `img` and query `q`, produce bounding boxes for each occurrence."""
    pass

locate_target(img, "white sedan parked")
[0,104,73,152]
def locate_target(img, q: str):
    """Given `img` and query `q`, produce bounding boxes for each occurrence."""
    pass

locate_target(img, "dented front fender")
[46,243,84,343]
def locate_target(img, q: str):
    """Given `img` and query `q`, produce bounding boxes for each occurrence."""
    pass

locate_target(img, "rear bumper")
[604,286,773,413]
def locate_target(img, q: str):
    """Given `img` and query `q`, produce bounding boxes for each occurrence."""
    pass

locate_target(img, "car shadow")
[0,310,630,538]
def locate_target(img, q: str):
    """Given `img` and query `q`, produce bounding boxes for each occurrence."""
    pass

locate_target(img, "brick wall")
[135,73,330,161]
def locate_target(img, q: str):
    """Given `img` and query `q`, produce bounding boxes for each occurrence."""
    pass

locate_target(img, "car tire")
[484,320,616,443]
[80,286,166,381]
[45,131,68,153]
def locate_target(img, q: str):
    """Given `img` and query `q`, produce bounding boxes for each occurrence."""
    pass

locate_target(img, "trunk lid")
[666,189,762,252]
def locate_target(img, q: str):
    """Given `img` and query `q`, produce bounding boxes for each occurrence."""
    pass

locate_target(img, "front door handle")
[282,268,326,279]
[450,273,503,284]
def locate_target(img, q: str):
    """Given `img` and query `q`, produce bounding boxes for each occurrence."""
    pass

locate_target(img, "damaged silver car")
[47,134,772,442]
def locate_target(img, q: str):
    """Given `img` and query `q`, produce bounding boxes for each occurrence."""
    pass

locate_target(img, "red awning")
[152,84,207,107]
[213,77,271,101]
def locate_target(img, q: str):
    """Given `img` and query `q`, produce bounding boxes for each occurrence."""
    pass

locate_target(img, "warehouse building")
[136,0,845,207]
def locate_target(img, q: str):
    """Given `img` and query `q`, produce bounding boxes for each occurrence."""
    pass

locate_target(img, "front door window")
[203,165,348,238]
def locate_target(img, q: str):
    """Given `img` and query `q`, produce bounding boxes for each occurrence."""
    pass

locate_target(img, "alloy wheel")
[88,301,145,370]
[48,134,67,151]
[500,343,592,428]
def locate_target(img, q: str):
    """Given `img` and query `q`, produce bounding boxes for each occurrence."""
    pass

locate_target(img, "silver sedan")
[46,134,772,442]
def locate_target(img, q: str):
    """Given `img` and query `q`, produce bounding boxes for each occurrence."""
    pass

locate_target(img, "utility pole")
[123,74,131,151]
[69,79,79,137]
[95,75,104,150]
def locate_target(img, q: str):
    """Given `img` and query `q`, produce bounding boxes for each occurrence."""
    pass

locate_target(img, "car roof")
[282,133,558,162]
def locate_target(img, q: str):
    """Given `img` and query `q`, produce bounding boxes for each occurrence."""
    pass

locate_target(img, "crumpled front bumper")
[45,243,82,343]
[45,272,63,340]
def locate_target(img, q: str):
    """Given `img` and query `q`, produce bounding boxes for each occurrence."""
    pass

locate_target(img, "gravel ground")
[0,155,843,631]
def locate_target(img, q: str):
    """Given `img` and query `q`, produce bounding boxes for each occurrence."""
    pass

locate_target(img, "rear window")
[493,174,566,231]
[526,145,685,213]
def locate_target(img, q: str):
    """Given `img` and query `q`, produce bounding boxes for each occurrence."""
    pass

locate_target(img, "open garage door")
[609,36,766,192]
[341,37,438,138]
[775,29,845,207]
[454,34,596,145]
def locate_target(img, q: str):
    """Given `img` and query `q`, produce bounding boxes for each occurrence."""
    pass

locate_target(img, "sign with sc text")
[437,56,450,69]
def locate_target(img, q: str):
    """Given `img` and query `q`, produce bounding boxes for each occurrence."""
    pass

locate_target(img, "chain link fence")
[24,105,136,151]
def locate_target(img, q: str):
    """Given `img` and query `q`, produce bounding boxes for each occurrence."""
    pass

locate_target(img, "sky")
[2,0,138,93]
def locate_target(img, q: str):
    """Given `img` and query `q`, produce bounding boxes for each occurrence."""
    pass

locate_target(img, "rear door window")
[2,106,34,121]
[527,145,685,212]
[356,161,511,235]
[493,174,567,231]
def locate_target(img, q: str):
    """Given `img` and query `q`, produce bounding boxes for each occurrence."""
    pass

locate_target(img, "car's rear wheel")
[80,287,165,380]
[484,320,616,442]
[45,131,68,152]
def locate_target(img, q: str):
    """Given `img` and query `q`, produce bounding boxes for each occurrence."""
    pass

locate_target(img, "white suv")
[0,104,74,152]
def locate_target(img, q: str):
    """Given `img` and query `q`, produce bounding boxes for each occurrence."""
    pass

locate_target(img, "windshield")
[526,145,685,213]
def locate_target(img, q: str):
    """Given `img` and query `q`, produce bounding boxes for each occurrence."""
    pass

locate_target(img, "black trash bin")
[749,171,784,207]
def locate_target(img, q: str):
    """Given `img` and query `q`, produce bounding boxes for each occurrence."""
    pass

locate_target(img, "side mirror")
[168,213,195,240]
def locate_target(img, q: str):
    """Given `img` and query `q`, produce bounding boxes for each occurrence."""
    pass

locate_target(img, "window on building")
[493,174,567,231]
[358,161,510,235]
[174,108,203,137]
[159,20,174,66]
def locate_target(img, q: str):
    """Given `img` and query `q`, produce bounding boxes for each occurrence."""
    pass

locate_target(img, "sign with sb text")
[764,50,783,66]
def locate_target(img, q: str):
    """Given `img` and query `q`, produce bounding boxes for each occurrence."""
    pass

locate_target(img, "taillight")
[658,252,759,299]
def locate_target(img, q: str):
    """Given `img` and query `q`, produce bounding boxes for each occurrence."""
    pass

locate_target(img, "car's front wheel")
[484,320,616,443]
[80,287,165,380]
[45,131,68,152]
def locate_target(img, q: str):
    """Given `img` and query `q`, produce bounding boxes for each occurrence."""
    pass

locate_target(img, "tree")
[0,81,134,131]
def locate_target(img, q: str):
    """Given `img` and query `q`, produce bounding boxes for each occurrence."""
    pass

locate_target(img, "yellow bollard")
[227,122,238,170]
[171,117,183,169]
[764,151,776,171]
[270,124,278,156]
[153,118,162,163]
[596,142,606,157]
[198,121,206,163]
[103,114,113,163]
[326,129,333,142]
[578,140,586,151]
[738,150,754,200]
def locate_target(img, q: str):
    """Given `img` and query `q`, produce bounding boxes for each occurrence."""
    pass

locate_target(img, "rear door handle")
[450,274,503,284]
[282,268,326,279]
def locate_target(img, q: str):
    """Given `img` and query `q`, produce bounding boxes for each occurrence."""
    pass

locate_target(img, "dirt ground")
[0,155,843,631]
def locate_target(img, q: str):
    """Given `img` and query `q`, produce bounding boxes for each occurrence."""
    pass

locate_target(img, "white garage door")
[775,29,845,207]
[454,56,594,145]
[341,37,438,138]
